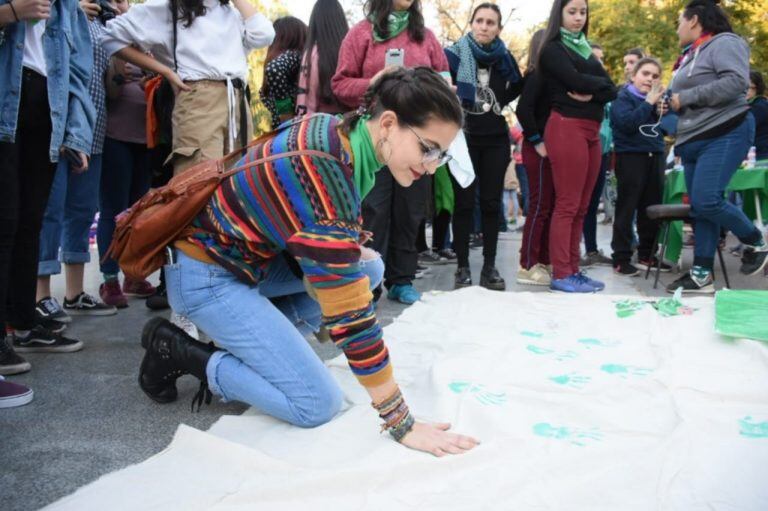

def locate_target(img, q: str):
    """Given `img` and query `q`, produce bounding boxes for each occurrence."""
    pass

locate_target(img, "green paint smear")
[521,330,544,338]
[527,345,554,355]
[533,422,570,439]
[448,381,470,394]
[578,338,602,346]
[601,364,629,375]
[739,416,768,438]
[549,375,571,385]
[615,300,646,318]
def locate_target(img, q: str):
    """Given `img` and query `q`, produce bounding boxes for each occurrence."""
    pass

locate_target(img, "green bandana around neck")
[370,11,410,42]
[348,116,383,200]
[559,27,592,60]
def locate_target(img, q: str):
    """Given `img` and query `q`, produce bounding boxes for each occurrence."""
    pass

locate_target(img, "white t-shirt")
[22,21,47,77]
[101,0,274,81]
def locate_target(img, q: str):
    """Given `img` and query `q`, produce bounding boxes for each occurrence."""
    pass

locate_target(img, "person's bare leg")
[36,276,52,302]
[64,263,85,301]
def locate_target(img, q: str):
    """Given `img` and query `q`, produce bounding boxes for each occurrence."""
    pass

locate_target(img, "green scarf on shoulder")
[348,116,383,200]
[559,28,592,60]
[370,11,409,43]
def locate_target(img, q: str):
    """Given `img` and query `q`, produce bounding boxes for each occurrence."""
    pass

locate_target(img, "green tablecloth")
[662,165,768,263]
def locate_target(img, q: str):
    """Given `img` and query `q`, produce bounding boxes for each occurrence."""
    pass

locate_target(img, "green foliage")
[588,0,768,84]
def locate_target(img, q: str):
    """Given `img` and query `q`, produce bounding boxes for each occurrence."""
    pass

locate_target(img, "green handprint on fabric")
[549,372,592,389]
[526,345,578,362]
[532,422,604,446]
[614,299,647,318]
[739,416,768,438]
[448,381,508,406]
[600,364,652,378]
[577,338,619,349]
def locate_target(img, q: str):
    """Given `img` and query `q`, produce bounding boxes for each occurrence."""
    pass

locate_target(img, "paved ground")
[2,220,766,510]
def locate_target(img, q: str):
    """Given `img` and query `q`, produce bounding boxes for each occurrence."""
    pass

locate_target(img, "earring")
[376,138,392,164]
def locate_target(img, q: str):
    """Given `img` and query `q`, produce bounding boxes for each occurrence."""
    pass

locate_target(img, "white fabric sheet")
[47,289,768,510]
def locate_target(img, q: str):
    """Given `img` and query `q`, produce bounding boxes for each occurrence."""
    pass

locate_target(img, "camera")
[97,0,117,25]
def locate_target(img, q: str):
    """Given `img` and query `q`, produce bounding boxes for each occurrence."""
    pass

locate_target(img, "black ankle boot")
[455,267,472,288]
[480,265,506,291]
[139,317,218,409]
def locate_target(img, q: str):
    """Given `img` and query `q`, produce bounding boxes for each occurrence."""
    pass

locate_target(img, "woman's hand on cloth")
[400,421,480,457]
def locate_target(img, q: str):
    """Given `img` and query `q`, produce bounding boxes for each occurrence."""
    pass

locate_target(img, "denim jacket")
[0,0,95,161]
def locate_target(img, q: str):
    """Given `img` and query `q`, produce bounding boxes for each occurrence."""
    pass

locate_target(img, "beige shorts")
[169,80,254,175]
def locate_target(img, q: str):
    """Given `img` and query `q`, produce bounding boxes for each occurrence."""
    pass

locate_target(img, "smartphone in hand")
[385,48,405,68]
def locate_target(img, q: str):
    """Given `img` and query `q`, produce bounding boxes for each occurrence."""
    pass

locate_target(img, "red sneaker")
[123,278,157,298]
[99,280,128,309]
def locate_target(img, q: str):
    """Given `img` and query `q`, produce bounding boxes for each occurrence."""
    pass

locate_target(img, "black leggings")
[0,70,57,330]
[452,142,511,268]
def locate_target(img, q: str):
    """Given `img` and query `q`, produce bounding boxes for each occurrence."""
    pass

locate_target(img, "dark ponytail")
[171,0,230,28]
[341,67,463,134]
[682,0,732,35]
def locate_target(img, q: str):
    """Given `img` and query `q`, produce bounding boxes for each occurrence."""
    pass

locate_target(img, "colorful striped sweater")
[182,114,391,388]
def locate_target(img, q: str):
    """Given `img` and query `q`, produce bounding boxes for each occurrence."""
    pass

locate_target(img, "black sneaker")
[740,245,768,276]
[636,257,672,273]
[614,262,640,277]
[480,265,506,291]
[455,267,472,288]
[665,271,715,295]
[469,234,483,249]
[146,282,170,311]
[36,296,71,323]
[12,326,84,353]
[38,317,67,334]
[437,248,457,262]
[0,336,31,375]
[63,292,117,316]
[418,250,449,265]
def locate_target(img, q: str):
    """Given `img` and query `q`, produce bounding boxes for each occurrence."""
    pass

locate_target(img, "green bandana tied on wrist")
[559,27,593,60]
[371,11,410,43]
[349,115,383,200]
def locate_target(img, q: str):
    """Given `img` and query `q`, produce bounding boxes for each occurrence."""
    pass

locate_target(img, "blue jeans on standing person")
[38,155,103,276]
[165,250,385,428]
[677,114,763,269]
[97,137,152,276]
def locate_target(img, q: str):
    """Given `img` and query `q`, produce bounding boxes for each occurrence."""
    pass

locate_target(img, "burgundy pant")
[519,140,554,270]
[545,112,602,279]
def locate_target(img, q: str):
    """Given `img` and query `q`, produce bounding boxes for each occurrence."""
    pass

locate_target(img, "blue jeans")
[515,163,529,215]
[165,250,385,428]
[677,114,762,269]
[38,154,103,276]
[97,137,152,275]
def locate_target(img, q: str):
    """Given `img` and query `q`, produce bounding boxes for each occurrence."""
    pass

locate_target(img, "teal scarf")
[559,28,592,60]
[348,117,383,200]
[370,11,409,43]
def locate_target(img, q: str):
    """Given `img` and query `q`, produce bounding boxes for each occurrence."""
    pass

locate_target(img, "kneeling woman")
[138,68,478,456]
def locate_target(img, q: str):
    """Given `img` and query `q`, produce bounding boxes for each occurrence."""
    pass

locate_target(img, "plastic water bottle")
[746,146,756,169]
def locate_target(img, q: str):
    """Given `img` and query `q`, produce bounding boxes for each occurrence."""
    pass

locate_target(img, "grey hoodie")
[670,32,750,145]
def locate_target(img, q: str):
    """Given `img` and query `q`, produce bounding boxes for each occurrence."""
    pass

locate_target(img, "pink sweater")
[331,20,449,108]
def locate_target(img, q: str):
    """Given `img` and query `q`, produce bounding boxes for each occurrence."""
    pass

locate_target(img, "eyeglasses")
[406,125,453,166]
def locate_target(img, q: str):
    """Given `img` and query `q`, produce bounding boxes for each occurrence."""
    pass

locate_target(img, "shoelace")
[191,382,212,413]
[574,272,591,284]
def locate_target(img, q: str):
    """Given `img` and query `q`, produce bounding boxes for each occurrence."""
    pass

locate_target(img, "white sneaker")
[170,312,199,340]
[516,264,552,286]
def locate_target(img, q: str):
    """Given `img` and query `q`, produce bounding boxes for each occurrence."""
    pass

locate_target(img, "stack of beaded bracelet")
[373,388,415,442]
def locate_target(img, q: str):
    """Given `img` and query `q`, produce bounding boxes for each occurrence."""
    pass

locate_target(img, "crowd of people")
[1,0,767,457]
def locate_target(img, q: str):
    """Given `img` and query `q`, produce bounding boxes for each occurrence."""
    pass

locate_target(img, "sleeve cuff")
[527,134,543,145]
